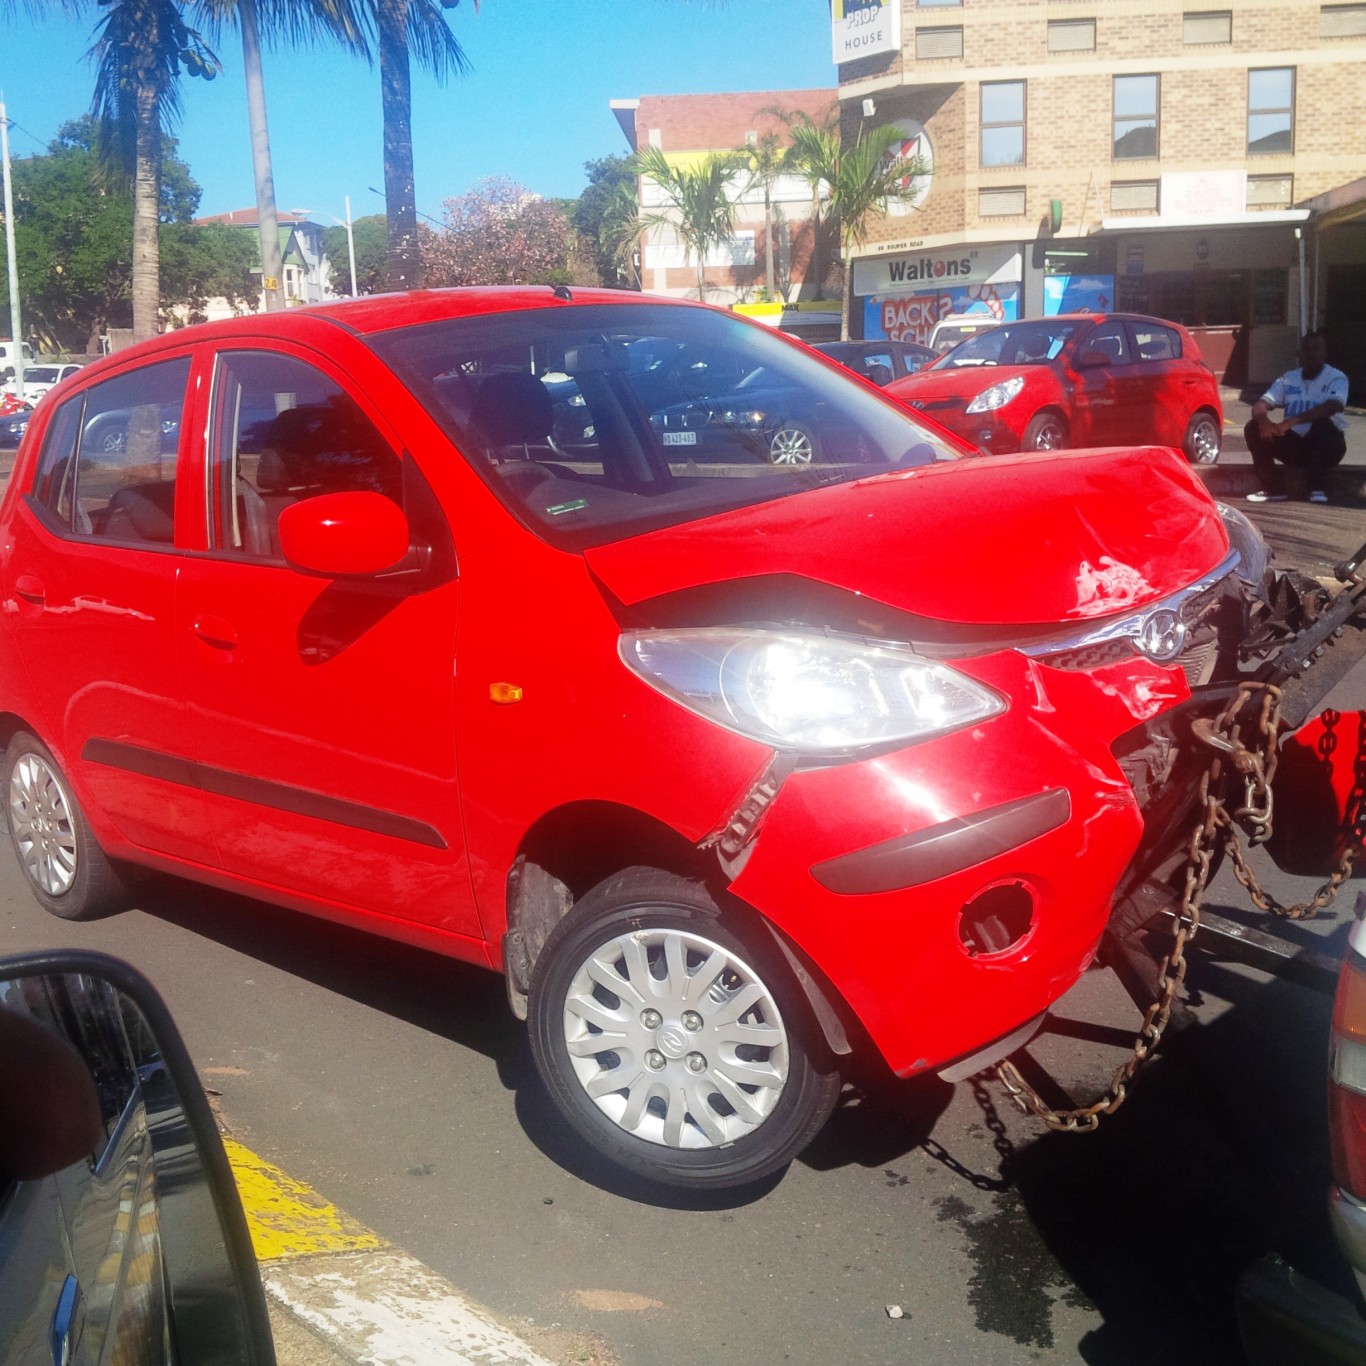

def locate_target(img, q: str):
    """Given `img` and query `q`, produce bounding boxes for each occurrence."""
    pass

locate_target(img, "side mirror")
[0,950,275,1364]
[277,491,412,578]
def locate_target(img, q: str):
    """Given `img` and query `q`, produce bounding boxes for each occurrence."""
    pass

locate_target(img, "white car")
[928,316,1001,354]
[2,362,83,401]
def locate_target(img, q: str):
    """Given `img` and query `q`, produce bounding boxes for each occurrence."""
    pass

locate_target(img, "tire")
[1022,411,1069,451]
[4,732,128,921]
[767,423,817,465]
[1183,409,1222,465]
[527,868,842,1189]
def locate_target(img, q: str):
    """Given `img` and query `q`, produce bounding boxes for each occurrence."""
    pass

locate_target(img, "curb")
[1195,465,1366,501]
[223,1139,558,1366]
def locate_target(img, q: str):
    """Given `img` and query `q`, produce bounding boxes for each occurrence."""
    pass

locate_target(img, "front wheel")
[4,732,128,921]
[1183,409,1222,464]
[767,423,817,465]
[1022,411,1069,451]
[527,868,842,1189]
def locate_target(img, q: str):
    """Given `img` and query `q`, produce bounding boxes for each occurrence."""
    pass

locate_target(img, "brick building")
[834,0,1366,388]
[611,89,844,336]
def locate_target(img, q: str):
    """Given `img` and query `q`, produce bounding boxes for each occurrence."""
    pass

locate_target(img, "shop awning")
[1094,209,1310,233]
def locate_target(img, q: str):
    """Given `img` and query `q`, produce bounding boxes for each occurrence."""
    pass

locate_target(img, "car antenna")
[550,284,573,301]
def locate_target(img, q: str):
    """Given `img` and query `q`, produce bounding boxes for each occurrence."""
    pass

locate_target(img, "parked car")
[0,286,1302,1189]
[886,312,1224,463]
[0,950,274,1364]
[0,394,32,449]
[2,362,83,402]
[812,339,937,386]
[1235,902,1366,1363]
[928,315,1002,354]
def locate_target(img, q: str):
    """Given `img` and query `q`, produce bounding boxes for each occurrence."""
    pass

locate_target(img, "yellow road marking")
[223,1137,388,1262]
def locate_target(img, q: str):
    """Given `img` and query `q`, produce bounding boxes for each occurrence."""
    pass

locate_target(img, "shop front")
[854,244,1023,346]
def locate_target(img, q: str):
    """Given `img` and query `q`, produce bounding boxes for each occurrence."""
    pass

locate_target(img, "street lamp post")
[0,98,26,400]
[296,199,358,297]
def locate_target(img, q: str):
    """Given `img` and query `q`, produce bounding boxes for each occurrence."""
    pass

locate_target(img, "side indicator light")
[489,682,524,705]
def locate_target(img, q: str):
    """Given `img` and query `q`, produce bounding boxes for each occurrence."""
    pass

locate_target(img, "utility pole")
[344,195,358,296]
[0,98,25,400]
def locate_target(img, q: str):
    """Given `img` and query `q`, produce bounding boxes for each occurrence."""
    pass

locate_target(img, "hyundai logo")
[1136,609,1187,662]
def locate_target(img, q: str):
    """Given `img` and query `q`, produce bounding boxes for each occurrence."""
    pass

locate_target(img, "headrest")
[468,373,554,448]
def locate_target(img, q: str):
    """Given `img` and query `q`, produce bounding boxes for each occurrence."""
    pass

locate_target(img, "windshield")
[371,303,962,551]
[24,367,59,384]
[934,319,1083,369]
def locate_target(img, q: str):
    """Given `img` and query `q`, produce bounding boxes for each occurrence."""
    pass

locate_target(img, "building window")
[1246,174,1294,209]
[1248,68,1294,153]
[981,81,1025,166]
[1048,19,1096,51]
[979,187,1027,217]
[916,26,964,59]
[1113,75,1159,159]
[1110,180,1160,213]
[1183,10,1232,43]
[1321,4,1366,37]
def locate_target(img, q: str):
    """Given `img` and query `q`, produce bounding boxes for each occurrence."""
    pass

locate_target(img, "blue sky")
[0,0,836,225]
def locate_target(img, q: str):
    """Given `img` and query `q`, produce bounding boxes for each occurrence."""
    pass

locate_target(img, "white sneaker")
[1309,490,1329,504]
[1246,490,1289,503]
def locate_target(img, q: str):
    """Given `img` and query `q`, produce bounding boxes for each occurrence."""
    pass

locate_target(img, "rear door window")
[30,357,190,544]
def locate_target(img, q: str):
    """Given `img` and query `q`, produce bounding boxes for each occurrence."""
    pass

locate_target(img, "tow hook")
[1191,714,1259,774]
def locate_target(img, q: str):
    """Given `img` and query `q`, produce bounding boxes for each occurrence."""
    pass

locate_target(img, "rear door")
[5,351,217,865]
[174,341,481,942]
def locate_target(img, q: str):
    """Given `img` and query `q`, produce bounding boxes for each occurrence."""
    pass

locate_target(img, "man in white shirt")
[1245,331,1349,504]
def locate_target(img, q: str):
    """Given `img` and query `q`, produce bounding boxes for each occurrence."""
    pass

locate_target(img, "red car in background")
[886,312,1224,464]
[0,287,1290,1190]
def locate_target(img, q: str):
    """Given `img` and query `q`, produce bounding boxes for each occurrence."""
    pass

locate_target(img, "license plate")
[662,431,697,446]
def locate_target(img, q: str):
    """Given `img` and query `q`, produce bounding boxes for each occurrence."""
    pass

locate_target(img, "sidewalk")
[1200,386,1366,502]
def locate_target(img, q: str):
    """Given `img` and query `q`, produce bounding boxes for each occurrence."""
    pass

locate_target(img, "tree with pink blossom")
[422,177,576,287]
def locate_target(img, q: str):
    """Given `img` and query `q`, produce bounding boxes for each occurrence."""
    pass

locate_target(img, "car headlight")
[965,377,1025,413]
[620,628,1006,755]
[720,409,766,427]
[1215,502,1271,589]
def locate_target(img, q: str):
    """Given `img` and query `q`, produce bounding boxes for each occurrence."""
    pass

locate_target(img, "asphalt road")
[2,500,1364,1366]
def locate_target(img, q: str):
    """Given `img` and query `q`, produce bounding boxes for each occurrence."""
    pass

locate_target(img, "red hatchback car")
[885,312,1224,464]
[0,288,1276,1188]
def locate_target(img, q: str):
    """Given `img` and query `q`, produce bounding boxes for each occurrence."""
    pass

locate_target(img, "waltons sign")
[852,245,1022,297]
[886,256,972,283]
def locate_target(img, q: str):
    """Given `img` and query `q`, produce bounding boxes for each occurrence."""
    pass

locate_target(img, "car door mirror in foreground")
[0,950,276,1365]
[277,491,411,578]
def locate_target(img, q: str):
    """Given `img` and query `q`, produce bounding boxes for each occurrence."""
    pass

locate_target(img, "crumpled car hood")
[584,445,1229,626]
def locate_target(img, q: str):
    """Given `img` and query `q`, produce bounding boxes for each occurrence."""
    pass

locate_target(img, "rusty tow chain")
[995,681,1365,1133]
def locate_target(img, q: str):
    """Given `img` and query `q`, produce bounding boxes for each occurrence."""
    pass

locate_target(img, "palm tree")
[195,0,367,312]
[738,130,786,300]
[633,145,744,301]
[597,179,641,289]
[783,115,927,339]
[774,106,841,302]
[88,0,219,341]
[362,0,472,291]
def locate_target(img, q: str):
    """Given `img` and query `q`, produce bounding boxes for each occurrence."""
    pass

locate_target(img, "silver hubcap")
[562,928,790,1149]
[769,427,814,465]
[1030,419,1066,450]
[9,753,78,896]
[1190,417,1220,463]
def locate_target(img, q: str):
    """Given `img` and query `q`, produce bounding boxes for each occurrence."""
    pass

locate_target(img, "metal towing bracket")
[997,538,1366,1132]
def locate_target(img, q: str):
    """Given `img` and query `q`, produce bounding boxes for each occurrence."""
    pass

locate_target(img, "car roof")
[69,286,701,386]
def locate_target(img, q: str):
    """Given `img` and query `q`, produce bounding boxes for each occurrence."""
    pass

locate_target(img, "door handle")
[193,613,238,649]
[14,574,44,604]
